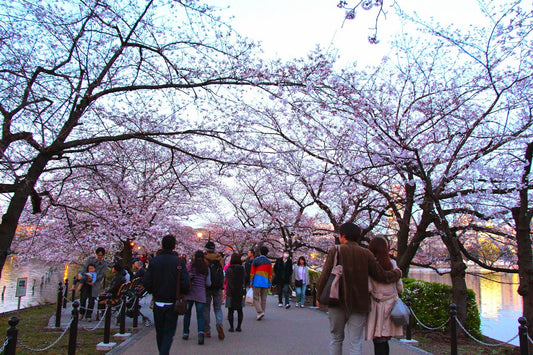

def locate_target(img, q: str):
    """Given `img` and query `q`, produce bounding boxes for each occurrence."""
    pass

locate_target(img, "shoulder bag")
[391,297,410,326]
[319,245,343,306]
[173,262,187,315]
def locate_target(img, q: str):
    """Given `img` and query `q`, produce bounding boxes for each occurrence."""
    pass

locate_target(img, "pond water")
[409,267,522,346]
[0,257,78,313]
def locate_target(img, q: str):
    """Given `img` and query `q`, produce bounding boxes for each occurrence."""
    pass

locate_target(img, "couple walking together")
[317,223,404,355]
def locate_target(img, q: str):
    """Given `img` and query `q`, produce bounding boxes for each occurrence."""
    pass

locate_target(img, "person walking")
[250,246,273,320]
[366,236,404,355]
[273,249,293,308]
[243,249,255,290]
[292,256,309,308]
[79,247,108,320]
[225,253,245,332]
[183,250,208,345]
[316,223,402,355]
[143,235,190,355]
[203,241,225,340]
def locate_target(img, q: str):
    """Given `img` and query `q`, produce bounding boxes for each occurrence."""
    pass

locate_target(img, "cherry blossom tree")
[12,140,206,264]
[0,0,300,276]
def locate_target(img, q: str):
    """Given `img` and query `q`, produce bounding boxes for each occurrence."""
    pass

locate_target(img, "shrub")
[402,278,481,339]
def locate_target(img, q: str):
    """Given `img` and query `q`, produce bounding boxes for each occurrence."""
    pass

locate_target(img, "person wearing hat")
[203,241,225,340]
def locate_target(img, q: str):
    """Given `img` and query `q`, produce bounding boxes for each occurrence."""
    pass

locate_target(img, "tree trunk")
[440,234,469,326]
[120,239,133,270]
[512,141,533,339]
[0,153,51,277]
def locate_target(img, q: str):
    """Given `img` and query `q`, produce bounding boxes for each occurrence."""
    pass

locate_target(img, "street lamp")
[197,232,203,239]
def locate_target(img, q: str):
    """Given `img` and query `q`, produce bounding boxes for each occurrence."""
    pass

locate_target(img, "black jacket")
[273,258,293,285]
[243,257,253,285]
[143,250,189,303]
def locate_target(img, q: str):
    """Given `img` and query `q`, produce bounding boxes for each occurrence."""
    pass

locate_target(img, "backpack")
[207,260,224,290]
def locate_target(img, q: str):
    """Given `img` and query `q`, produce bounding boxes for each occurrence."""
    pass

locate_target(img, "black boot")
[236,309,243,332]
[228,310,234,332]
[198,333,204,345]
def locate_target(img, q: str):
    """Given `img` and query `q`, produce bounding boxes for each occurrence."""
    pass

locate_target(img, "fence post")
[63,278,69,308]
[132,296,139,328]
[119,294,126,334]
[104,299,112,344]
[55,282,63,328]
[518,317,529,355]
[405,296,412,340]
[71,277,77,302]
[68,301,79,355]
[5,316,18,355]
[450,303,457,355]
[312,282,317,307]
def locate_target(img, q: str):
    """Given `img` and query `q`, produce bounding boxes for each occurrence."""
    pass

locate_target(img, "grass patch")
[0,303,140,354]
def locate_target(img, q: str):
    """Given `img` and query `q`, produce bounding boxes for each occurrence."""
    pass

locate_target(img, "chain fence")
[80,306,109,331]
[454,317,519,347]
[17,317,73,352]
[408,306,450,330]
[0,336,10,353]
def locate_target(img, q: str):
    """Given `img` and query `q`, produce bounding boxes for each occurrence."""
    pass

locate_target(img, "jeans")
[204,288,223,333]
[183,301,205,335]
[253,287,268,314]
[295,283,306,304]
[328,306,366,355]
[153,304,179,355]
[277,282,290,305]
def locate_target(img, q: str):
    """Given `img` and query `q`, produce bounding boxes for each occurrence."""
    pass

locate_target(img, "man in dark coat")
[273,249,293,309]
[143,235,189,355]
[243,249,255,289]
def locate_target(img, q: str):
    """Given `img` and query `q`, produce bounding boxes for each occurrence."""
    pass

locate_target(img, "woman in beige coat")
[366,236,404,355]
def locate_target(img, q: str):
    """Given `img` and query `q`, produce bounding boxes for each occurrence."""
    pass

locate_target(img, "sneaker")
[278,303,283,307]
[285,304,291,309]
[182,334,189,340]
[300,304,305,308]
[256,312,264,321]
[217,325,225,340]
[198,333,204,345]
[228,327,234,332]
[236,327,242,332]
[296,302,300,307]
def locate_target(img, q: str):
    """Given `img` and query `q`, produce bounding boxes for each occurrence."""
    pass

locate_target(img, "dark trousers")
[79,285,94,318]
[277,283,290,305]
[153,304,179,355]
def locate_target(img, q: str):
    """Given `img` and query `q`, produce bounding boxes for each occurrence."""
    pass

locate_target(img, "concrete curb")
[106,325,153,355]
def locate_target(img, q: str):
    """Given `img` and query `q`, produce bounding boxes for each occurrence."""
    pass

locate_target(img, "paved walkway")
[107,295,430,355]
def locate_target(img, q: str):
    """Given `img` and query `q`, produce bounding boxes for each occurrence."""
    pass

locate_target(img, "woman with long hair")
[366,236,404,355]
[224,253,245,332]
[183,250,209,345]
[292,256,309,308]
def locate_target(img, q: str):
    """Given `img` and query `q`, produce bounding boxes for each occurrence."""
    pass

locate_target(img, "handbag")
[173,262,187,315]
[391,297,410,326]
[319,245,343,306]
[294,279,303,287]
